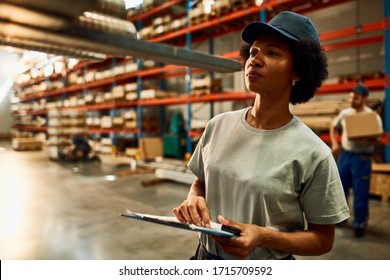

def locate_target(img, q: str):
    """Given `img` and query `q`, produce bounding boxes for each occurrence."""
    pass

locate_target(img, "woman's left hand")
[212,215,265,259]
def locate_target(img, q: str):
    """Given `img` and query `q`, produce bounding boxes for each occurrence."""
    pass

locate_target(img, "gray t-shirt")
[332,106,383,153]
[188,107,350,260]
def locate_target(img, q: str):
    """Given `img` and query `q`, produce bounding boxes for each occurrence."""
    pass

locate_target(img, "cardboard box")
[345,112,382,139]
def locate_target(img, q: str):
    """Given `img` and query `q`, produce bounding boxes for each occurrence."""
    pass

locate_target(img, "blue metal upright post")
[159,66,166,136]
[209,37,215,118]
[136,19,143,139]
[185,0,193,159]
[111,57,117,147]
[384,0,390,163]
[260,8,266,22]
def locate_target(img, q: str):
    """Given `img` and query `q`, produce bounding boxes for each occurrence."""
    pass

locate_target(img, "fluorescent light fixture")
[124,0,143,9]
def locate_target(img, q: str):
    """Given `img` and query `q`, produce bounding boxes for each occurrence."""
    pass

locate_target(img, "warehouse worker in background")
[330,84,383,238]
[173,11,350,260]
[58,136,99,162]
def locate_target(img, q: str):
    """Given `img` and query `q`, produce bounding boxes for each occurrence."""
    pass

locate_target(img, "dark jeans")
[337,151,371,229]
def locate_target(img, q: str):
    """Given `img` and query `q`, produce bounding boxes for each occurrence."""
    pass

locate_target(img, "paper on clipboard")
[120,210,239,238]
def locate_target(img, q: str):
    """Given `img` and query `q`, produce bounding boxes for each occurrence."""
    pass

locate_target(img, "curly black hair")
[239,39,328,105]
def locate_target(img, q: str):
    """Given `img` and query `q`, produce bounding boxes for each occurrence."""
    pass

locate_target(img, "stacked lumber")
[292,100,349,130]
[292,98,383,131]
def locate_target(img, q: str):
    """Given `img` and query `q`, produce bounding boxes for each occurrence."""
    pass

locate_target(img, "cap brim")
[241,22,299,44]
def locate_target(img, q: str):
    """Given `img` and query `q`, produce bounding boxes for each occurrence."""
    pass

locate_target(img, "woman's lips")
[247,71,262,80]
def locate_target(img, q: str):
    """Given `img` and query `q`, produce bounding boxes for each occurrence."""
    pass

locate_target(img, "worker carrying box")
[330,83,383,238]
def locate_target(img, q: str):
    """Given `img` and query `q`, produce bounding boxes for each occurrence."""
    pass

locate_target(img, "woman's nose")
[250,54,264,67]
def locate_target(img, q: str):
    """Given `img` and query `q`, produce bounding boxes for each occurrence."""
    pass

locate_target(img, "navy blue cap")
[352,84,369,97]
[241,11,321,45]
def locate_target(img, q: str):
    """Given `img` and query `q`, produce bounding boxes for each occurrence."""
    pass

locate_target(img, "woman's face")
[244,32,295,98]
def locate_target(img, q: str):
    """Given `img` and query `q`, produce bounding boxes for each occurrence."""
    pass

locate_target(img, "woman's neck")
[248,95,293,129]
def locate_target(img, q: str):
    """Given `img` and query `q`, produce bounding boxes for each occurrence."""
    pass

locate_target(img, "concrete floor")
[0,141,389,260]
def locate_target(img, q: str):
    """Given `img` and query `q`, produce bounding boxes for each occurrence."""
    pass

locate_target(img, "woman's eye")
[267,50,279,57]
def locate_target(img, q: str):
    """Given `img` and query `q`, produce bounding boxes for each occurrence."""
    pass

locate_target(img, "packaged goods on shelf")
[48,127,61,135]
[46,102,55,109]
[124,110,137,129]
[112,117,124,127]
[101,137,113,146]
[170,17,186,32]
[104,91,113,102]
[68,72,79,85]
[101,116,113,128]
[124,120,137,129]
[48,109,61,117]
[85,93,95,104]
[112,85,125,101]
[140,89,167,99]
[123,110,137,120]
[152,15,172,27]
[124,83,137,92]
[86,117,98,127]
[48,118,61,127]
[142,60,156,69]
[92,118,101,127]
[191,76,222,95]
[113,64,126,76]
[126,92,137,101]
[154,24,169,36]
[125,62,138,73]
[84,71,96,83]
[140,26,154,39]
[95,92,105,103]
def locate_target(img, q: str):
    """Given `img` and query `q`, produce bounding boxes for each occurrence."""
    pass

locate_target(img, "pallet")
[370,164,390,203]
[14,146,42,151]
[12,138,43,151]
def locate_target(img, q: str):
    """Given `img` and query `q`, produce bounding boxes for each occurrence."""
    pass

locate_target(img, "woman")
[173,11,350,260]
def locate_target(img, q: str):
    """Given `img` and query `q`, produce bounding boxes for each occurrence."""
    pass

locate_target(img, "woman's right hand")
[173,196,211,228]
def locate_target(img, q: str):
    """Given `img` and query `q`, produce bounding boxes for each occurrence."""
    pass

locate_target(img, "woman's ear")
[292,73,301,82]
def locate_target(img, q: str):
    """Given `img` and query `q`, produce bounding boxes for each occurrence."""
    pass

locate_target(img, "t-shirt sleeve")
[300,154,350,224]
[332,112,343,130]
[187,122,211,181]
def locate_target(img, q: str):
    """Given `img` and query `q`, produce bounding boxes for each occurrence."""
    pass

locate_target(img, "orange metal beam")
[318,78,385,94]
[88,128,138,134]
[127,0,184,22]
[13,125,48,132]
[320,21,385,41]
[323,35,383,52]
[149,0,296,43]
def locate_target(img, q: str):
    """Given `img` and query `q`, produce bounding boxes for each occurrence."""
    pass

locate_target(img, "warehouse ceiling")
[0,0,241,73]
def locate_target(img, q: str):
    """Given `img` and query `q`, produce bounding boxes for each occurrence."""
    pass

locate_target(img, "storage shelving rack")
[9,0,390,162]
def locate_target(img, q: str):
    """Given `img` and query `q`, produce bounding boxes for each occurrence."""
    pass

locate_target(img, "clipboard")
[120,210,240,238]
